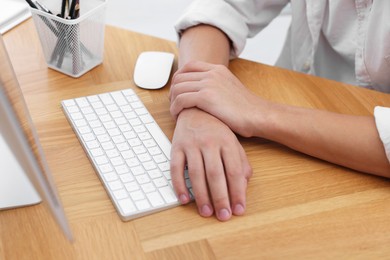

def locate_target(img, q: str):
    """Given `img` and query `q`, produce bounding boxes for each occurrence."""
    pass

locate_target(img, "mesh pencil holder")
[30,0,106,78]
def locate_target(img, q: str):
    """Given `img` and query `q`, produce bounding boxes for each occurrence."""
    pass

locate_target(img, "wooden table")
[2,19,390,259]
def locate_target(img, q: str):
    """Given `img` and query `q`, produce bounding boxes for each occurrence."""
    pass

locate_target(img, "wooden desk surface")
[2,19,390,259]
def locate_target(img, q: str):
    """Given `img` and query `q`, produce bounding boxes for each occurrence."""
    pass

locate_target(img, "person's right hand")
[170,108,252,221]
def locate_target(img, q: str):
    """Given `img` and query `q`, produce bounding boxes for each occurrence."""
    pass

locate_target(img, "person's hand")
[170,108,252,221]
[170,61,269,138]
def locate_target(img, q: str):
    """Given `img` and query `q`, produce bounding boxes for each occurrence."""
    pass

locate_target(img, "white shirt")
[175,0,390,164]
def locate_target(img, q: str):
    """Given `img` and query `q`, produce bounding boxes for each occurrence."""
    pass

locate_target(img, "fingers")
[169,80,201,104]
[186,149,214,218]
[200,141,252,221]
[169,60,223,101]
[175,60,218,74]
[170,135,215,218]
[170,148,191,204]
[203,147,232,221]
[169,69,209,102]
[169,73,202,103]
[176,141,252,221]
[221,141,252,216]
[170,92,201,119]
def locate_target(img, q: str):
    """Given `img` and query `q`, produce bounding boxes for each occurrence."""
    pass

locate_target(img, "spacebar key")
[145,122,171,160]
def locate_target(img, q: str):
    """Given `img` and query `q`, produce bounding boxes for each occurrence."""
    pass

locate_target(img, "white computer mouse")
[133,51,175,90]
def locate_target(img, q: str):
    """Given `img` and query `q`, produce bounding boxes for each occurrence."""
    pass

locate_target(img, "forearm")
[259,103,390,177]
[178,24,231,68]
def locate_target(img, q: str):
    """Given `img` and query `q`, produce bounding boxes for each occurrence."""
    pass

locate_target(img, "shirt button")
[385,55,390,67]
[302,61,311,72]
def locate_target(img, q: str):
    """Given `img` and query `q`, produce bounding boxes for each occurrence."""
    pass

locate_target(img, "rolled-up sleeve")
[174,0,288,58]
[374,106,390,164]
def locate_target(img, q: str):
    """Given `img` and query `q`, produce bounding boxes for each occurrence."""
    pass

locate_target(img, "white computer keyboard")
[61,88,193,220]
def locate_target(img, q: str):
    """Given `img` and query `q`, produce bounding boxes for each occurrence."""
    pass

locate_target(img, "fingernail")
[218,208,231,221]
[233,204,245,215]
[200,204,213,217]
[179,194,188,204]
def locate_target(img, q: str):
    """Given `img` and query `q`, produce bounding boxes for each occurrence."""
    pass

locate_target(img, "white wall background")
[105,0,291,65]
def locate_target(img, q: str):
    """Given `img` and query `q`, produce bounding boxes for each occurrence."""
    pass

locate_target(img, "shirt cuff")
[174,0,249,58]
[374,106,390,163]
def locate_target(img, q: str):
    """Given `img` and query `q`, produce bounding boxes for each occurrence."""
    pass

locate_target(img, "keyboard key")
[131,101,143,109]
[153,177,168,188]
[113,189,129,200]
[93,127,106,135]
[130,190,145,201]
[89,120,102,128]
[118,198,137,215]
[153,154,167,164]
[99,164,113,173]
[97,134,110,143]
[95,155,109,165]
[111,91,128,106]
[146,192,164,207]
[122,150,135,159]
[159,186,179,204]
[87,95,99,103]
[125,181,139,192]
[115,165,129,175]
[158,162,170,172]
[135,107,147,115]
[149,169,163,179]
[108,180,122,190]
[74,119,87,127]
[90,147,104,157]
[135,199,151,211]
[111,156,124,166]
[86,140,99,149]
[70,112,83,120]
[75,97,89,107]
[82,133,95,142]
[106,149,120,158]
[131,166,144,176]
[103,172,118,182]
[126,158,139,168]
[63,99,76,106]
[91,101,104,109]
[101,141,115,150]
[145,123,171,160]
[81,107,94,114]
[119,173,134,183]
[141,183,156,193]
[78,126,91,134]
[85,113,98,121]
[143,161,156,171]
[95,107,108,115]
[99,93,115,105]
[66,106,79,113]
[106,104,119,112]
[136,174,150,184]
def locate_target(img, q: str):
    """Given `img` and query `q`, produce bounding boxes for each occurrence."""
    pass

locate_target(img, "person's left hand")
[170,61,268,138]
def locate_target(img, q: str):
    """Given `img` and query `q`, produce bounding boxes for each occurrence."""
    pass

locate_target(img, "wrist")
[253,101,286,140]
[176,107,213,125]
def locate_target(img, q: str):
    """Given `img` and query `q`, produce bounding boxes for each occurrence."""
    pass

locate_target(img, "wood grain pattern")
[1,19,390,259]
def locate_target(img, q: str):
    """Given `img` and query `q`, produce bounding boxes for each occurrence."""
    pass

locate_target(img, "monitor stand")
[0,133,41,210]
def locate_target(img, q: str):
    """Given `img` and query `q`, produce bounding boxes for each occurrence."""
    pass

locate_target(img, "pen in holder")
[30,0,106,78]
